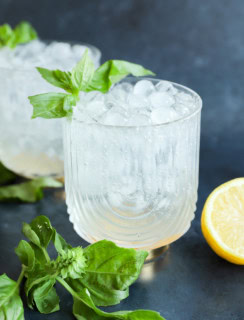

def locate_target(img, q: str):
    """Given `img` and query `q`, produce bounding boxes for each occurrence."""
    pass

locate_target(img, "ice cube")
[150,91,175,109]
[134,80,155,96]
[98,107,128,126]
[0,48,13,68]
[44,42,71,59]
[109,88,128,103]
[73,107,94,123]
[72,45,87,57]
[127,93,149,110]
[156,80,177,95]
[151,106,179,124]
[85,101,107,119]
[109,82,134,103]
[14,40,45,59]
[118,82,133,92]
[173,103,190,117]
[175,92,193,103]
[84,91,105,104]
[156,80,172,92]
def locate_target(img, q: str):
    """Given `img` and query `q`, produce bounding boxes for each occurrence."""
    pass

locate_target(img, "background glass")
[0,42,101,179]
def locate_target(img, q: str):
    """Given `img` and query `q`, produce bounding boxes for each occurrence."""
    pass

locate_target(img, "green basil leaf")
[15,240,35,271]
[52,229,72,254]
[71,49,95,91]
[29,92,70,119]
[36,67,74,93]
[22,223,41,247]
[63,94,77,114]
[67,278,129,308]
[0,274,24,320]
[33,278,60,314]
[89,60,155,93]
[14,21,37,46]
[72,288,165,320]
[23,215,53,249]
[0,177,62,202]
[125,311,166,319]
[81,240,147,306]
[0,21,37,49]
[29,243,47,264]
[0,24,15,48]
[0,162,16,185]
[25,271,51,309]
[73,288,112,319]
[73,297,101,320]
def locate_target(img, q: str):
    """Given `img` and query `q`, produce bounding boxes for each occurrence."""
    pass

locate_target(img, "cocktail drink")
[63,78,202,250]
[0,39,101,178]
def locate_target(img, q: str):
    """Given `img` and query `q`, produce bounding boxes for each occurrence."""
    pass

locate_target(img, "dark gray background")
[0,1,244,319]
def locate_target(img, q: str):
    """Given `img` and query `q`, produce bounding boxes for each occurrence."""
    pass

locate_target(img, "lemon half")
[201,178,244,265]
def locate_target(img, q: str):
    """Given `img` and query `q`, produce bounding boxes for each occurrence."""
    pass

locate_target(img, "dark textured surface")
[0,1,244,319]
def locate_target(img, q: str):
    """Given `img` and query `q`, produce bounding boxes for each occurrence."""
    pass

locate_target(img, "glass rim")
[71,77,202,129]
[0,39,101,72]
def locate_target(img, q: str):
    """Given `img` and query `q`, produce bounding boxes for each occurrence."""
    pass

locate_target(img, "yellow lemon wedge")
[201,178,244,264]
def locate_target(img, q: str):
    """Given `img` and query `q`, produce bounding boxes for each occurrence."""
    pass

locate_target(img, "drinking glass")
[0,42,101,178]
[63,78,202,250]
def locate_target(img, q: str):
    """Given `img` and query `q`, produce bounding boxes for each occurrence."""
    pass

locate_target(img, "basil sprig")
[0,215,166,319]
[29,50,155,119]
[0,21,37,49]
[0,162,62,202]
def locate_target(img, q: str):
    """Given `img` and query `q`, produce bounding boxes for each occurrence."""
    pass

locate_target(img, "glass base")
[146,245,170,263]
[140,245,170,282]
[57,176,65,184]
[54,190,66,200]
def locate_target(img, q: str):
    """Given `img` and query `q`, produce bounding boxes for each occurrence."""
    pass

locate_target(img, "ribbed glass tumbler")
[63,81,202,250]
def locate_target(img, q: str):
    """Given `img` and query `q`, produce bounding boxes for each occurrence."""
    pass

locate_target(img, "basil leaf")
[63,94,77,113]
[23,215,53,249]
[23,215,73,257]
[15,240,35,271]
[14,21,37,46]
[125,311,166,319]
[72,288,165,320]
[33,278,60,314]
[73,288,115,319]
[67,278,129,308]
[29,92,70,119]
[81,240,147,306]
[25,270,51,309]
[36,67,74,93]
[0,274,24,320]
[89,60,155,93]
[0,162,16,185]
[52,229,72,253]
[0,24,15,48]
[22,224,40,247]
[71,49,95,91]
[0,21,37,49]
[73,297,101,320]
[29,243,47,264]
[30,51,155,119]
[0,177,62,202]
